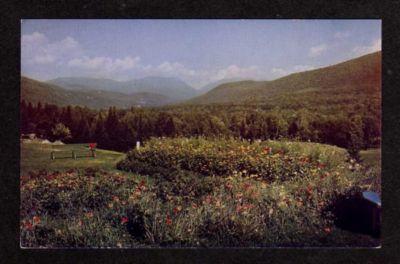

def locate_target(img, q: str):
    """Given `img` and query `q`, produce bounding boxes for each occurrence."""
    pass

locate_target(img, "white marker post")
[136,141,141,150]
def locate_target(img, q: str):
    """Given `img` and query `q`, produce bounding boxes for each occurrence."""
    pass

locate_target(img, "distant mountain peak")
[48,75,197,101]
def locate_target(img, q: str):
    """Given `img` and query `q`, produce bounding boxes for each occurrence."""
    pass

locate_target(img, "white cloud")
[22,32,82,65]
[132,63,266,88]
[66,57,314,87]
[68,56,141,72]
[293,65,315,72]
[154,62,196,77]
[21,31,47,45]
[309,44,327,58]
[334,31,350,39]
[32,54,55,64]
[53,36,79,50]
[270,64,315,79]
[352,38,381,56]
[212,65,264,81]
[21,32,321,88]
[271,68,288,76]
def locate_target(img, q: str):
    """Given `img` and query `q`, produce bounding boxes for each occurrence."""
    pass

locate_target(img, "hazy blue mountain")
[48,76,197,101]
[22,76,172,109]
[48,77,124,92]
[122,76,197,100]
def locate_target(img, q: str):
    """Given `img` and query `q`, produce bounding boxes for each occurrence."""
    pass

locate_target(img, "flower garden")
[20,138,380,247]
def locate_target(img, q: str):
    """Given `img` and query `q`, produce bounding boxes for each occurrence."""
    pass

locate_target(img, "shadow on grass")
[325,188,381,239]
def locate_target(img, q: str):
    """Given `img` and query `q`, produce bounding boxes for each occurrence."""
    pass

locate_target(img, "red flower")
[165,215,172,226]
[243,182,252,190]
[135,180,147,192]
[324,227,332,234]
[306,186,313,195]
[121,217,129,224]
[24,221,33,231]
[225,183,233,190]
[138,180,146,188]
[88,143,97,149]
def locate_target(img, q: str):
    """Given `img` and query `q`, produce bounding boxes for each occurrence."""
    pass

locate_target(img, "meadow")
[20,138,380,247]
[20,141,125,175]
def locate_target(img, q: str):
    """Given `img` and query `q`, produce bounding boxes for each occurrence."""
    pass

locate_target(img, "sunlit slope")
[186,52,381,105]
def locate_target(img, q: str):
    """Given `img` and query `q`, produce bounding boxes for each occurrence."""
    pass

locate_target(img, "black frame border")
[1,0,400,263]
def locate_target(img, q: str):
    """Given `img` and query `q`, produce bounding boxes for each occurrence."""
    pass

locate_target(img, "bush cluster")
[118,137,347,183]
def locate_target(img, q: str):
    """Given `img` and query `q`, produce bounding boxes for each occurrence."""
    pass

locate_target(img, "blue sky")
[21,19,381,88]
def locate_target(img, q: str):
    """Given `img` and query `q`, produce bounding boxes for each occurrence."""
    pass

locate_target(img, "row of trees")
[20,100,381,153]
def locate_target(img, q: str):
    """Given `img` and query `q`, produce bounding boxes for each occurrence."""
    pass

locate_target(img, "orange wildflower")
[32,216,40,225]
[263,147,272,154]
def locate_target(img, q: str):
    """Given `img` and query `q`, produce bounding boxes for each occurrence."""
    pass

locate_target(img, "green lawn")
[360,148,381,169]
[20,141,126,175]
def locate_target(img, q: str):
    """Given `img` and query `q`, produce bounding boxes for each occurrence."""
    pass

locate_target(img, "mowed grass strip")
[20,141,126,175]
[360,148,381,169]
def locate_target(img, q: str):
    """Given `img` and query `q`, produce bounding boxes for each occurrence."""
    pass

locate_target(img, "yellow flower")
[278,201,287,208]
[268,208,274,216]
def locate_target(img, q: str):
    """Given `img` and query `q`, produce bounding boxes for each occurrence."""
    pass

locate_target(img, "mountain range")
[21,77,172,109]
[48,76,198,101]
[21,51,381,110]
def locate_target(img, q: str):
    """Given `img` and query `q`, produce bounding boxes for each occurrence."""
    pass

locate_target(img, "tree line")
[20,100,380,154]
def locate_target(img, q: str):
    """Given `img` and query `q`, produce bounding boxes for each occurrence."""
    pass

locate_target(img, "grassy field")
[20,141,126,175]
[360,148,381,168]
